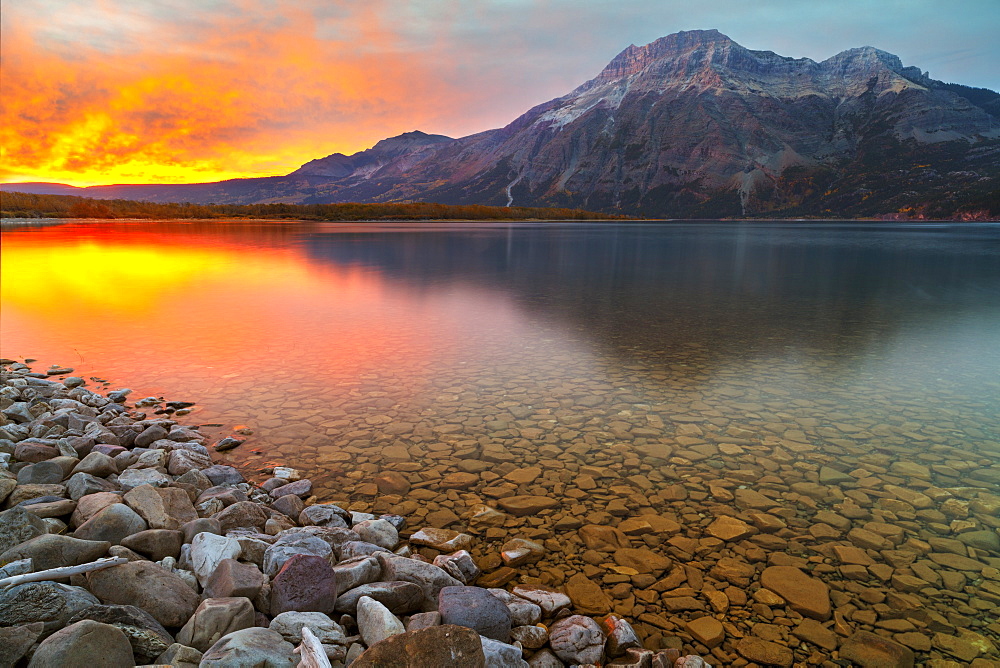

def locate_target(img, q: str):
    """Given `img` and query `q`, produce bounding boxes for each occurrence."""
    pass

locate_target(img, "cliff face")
[5,30,998,217]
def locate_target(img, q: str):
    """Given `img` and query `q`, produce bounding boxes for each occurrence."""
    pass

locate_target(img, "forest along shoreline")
[2,359,999,667]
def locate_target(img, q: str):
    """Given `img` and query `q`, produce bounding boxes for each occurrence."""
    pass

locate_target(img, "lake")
[3,219,1000,651]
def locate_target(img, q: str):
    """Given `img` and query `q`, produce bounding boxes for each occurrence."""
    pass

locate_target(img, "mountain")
[4,30,999,218]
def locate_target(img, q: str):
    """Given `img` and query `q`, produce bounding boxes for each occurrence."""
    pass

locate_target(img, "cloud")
[2,0,997,186]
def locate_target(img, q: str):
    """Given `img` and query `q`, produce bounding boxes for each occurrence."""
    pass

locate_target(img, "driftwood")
[294,626,333,668]
[0,556,127,589]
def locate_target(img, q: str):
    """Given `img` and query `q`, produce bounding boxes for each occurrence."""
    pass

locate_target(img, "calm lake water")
[3,219,1000,654]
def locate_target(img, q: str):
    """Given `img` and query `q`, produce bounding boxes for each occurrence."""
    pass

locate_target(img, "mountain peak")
[598,29,735,80]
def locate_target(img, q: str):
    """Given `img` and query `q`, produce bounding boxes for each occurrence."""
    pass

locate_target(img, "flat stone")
[511,585,571,616]
[439,472,480,489]
[335,581,424,615]
[760,565,831,620]
[410,527,474,552]
[66,603,173,663]
[270,553,338,616]
[500,538,545,567]
[19,497,77,518]
[0,582,100,634]
[565,572,612,615]
[736,636,793,667]
[87,560,200,628]
[792,618,838,651]
[706,515,754,541]
[549,614,605,665]
[357,595,406,647]
[734,488,781,510]
[176,597,256,652]
[438,585,512,642]
[65,472,118,500]
[685,616,725,648]
[374,471,411,495]
[504,466,542,485]
[496,495,559,516]
[613,547,671,575]
[351,624,485,668]
[331,554,382,592]
[119,528,183,560]
[199,627,296,667]
[578,524,631,551]
[73,502,147,544]
[0,533,109,570]
[928,551,988,571]
[27,619,134,668]
[840,630,915,667]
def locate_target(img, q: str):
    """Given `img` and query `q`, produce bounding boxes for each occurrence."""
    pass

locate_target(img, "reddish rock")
[840,630,915,667]
[352,624,485,668]
[204,558,266,600]
[269,553,337,616]
[760,565,831,620]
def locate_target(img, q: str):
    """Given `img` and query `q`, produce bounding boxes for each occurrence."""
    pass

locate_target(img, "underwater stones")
[840,630,915,667]
[760,566,831,620]
[497,495,559,516]
[564,572,612,615]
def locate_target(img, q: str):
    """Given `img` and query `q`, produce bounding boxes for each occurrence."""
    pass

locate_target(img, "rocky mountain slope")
[4,30,999,218]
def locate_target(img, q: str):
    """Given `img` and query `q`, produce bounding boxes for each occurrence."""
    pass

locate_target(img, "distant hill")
[3,30,998,219]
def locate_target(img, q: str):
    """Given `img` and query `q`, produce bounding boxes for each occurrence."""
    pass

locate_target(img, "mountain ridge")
[3,30,998,219]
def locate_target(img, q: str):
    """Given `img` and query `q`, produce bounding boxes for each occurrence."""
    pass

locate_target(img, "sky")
[2,0,998,187]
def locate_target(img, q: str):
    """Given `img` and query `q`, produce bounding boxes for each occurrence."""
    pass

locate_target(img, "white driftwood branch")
[0,556,127,589]
[294,626,333,668]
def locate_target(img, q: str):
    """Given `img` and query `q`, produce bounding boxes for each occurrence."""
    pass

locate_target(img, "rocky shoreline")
[1,360,716,667]
[2,359,1000,667]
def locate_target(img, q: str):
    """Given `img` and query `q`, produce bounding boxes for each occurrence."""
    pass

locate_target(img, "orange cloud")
[0,1,483,186]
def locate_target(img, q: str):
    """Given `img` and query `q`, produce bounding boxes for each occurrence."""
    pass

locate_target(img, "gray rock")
[299,503,350,528]
[190,531,242,586]
[549,615,605,665]
[439,586,512,642]
[17,460,65,485]
[263,533,332,577]
[176,596,256,652]
[357,595,406,647]
[511,585,572,617]
[604,615,641,658]
[331,554,382,593]
[334,581,424,615]
[354,518,399,549]
[201,464,245,486]
[0,505,48,554]
[67,603,173,663]
[527,648,565,668]
[480,635,530,668]
[117,467,172,491]
[433,550,481,584]
[200,627,297,667]
[134,423,169,447]
[269,610,347,645]
[339,540,392,560]
[86,560,200,628]
[155,642,203,668]
[66,471,118,500]
[27,619,134,667]
[0,582,101,635]
[167,448,213,475]
[489,588,542,626]
[376,553,463,611]
[0,533,110,570]
[405,611,442,632]
[72,502,147,544]
[270,479,312,499]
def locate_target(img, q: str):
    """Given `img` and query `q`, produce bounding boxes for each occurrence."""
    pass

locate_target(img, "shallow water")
[4,219,1000,661]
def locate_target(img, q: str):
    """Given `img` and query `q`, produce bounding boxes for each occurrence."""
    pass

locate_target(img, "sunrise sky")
[3,0,999,187]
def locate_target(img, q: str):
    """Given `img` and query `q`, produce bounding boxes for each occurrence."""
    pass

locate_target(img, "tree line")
[0,191,629,221]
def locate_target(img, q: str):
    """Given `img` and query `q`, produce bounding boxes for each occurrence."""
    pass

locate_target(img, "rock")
[434,550,481,584]
[155,642,203,667]
[500,538,546,566]
[613,547,671,575]
[357,595,406,647]
[182,517,223,542]
[0,622,44,667]
[167,448,213,476]
[271,479,313,499]
[409,527,474,552]
[270,493,305,519]
[71,452,119,479]
[487,588,542,626]
[685,616,725,648]
[374,471,411,495]
[120,528,184,560]
[549,614,605,665]
[87,560,200,628]
[123,485,198,530]
[933,630,994,662]
[27,619,134,667]
[759,565,831,620]
[65,472,118,500]
[0,505,48,553]
[66,603,173,663]
[440,471,481,489]
[376,553,463,611]
[511,585,571,616]
[792,618,839,650]
[72,502,147,544]
[0,533,109,570]
[565,572,612,614]
[200,627,297,667]
[263,533,332,576]
[340,540,391,559]
[334,581,423,615]
[190,531,242,586]
[19,497,76,518]
[355,518,399,549]
[17,460,65,485]
[331,554,382,592]
[270,553,338,616]
[69,491,121,527]
[176,596,256,652]
[511,624,548,649]
[480,635,529,667]
[840,630,915,667]
[269,610,346,645]
[735,636,794,667]
[602,615,641,657]
[526,648,564,668]
[706,515,754,541]
[0,582,100,634]
[497,495,559,516]
[213,500,268,532]
[203,558,266,599]
[299,502,350,528]
[201,464,244,486]
[351,624,486,668]
[578,524,631,551]
[956,529,1000,552]
[116,467,173,491]
[438,585,512,642]
[405,611,441,632]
